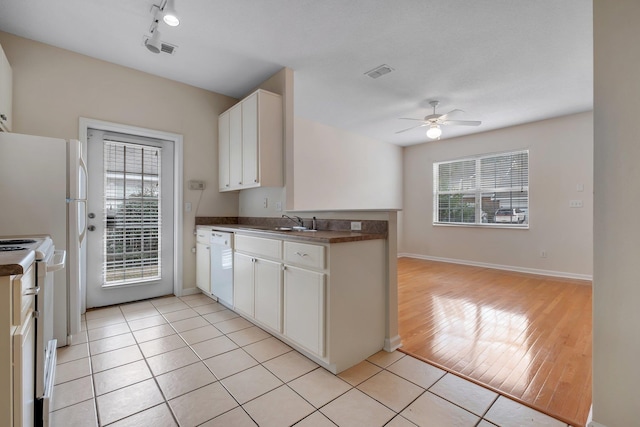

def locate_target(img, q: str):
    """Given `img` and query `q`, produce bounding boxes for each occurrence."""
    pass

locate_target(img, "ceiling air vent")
[143,37,178,55]
[364,64,394,79]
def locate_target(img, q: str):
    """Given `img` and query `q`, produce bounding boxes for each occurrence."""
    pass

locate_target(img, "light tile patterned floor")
[52,294,571,427]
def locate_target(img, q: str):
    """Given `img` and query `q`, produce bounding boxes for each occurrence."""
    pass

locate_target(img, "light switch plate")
[351,221,362,231]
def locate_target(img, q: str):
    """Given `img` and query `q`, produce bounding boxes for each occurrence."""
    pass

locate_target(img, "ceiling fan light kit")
[145,0,180,54]
[426,124,442,139]
[396,100,481,140]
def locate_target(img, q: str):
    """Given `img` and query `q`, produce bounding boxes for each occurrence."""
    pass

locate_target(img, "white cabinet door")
[241,92,259,187]
[195,241,211,293]
[284,266,325,356]
[254,258,282,332]
[218,110,231,191]
[0,44,11,132]
[13,313,35,427]
[229,104,243,189]
[233,252,254,317]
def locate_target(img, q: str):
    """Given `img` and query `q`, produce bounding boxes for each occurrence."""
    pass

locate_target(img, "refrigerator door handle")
[78,154,88,201]
[47,250,66,272]
[77,200,87,245]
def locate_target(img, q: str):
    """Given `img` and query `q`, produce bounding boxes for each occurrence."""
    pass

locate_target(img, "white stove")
[0,236,63,427]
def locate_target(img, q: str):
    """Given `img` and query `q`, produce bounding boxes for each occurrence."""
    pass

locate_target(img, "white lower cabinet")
[13,314,35,427]
[234,251,283,332]
[232,233,386,374]
[1,264,36,427]
[254,259,283,332]
[195,226,212,294]
[283,266,325,356]
[233,252,255,317]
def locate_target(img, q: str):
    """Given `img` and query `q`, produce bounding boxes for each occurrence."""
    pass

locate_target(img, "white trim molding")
[79,117,184,297]
[384,335,403,352]
[398,253,592,282]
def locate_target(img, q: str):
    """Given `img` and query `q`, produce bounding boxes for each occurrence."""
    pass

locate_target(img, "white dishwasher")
[210,231,234,307]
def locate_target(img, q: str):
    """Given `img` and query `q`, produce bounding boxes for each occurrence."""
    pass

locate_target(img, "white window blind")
[434,150,529,226]
[103,140,162,286]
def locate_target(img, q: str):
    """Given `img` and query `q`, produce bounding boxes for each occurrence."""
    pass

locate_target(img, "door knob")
[87,225,96,231]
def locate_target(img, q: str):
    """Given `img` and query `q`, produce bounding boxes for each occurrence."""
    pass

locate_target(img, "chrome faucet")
[282,214,304,228]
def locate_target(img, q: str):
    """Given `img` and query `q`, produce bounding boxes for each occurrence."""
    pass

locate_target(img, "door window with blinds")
[104,140,162,285]
[433,150,529,227]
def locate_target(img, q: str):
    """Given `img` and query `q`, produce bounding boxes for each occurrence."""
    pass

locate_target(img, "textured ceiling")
[0,0,592,146]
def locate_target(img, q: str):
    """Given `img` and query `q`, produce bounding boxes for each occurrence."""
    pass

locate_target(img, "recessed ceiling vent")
[364,64,394,79]
[143,36,178,55]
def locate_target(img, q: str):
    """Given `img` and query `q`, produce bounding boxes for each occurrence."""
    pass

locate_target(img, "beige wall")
[0,31,239,293]
[292,117,403,211]
[593,1,640,426]
[402,112,593,279]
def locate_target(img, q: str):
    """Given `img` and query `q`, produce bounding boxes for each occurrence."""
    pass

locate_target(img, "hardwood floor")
[397,257,592,427]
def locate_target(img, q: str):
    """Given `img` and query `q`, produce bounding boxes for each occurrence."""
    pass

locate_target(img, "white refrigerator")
[0,132,86,346]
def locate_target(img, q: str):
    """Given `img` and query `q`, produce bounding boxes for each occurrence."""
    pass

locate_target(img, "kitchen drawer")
[284,242,325,270]
[235,234,281,259]
[12,264,36,326]
[196,226,213,244]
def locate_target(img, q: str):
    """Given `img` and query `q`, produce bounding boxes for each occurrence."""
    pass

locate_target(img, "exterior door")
[86,129,174,308]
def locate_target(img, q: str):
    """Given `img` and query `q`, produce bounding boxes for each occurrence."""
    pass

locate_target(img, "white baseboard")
[384,335,403,352]
[180,287,202,296]
[398,253,592,281]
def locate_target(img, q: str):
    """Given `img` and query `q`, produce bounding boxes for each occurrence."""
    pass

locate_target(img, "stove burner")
[0,246,27,252]
[0,239,37,245]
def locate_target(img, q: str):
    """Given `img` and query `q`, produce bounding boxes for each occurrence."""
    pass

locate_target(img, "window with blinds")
[103,140,162,286]
[433,150,529,226]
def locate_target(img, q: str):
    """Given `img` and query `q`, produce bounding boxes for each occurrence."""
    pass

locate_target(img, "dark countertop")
[0,249,35,276]
[208,224,386,243]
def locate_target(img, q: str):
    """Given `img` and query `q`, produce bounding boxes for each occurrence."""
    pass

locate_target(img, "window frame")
[433,149,529,228]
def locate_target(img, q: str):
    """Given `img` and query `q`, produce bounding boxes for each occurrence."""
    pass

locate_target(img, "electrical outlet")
[263,197,268,208]
[351,221,362,231]
[275,201,282,212]
[569,200,583,208]
[185,202,192,212]
[188,180,205,190]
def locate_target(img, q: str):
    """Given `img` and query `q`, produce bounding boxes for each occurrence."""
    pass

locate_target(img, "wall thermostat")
[188,180,205,190]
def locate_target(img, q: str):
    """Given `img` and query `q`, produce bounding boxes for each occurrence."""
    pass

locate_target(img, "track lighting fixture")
[145,21,162,53]
[144,0,180,54]
[162,0,180,26]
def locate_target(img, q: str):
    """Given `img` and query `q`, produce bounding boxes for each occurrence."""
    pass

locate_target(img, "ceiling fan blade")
[395,124,427,134]
[442,120,481,126]
[438,109,465,122]
[398,118,427,121]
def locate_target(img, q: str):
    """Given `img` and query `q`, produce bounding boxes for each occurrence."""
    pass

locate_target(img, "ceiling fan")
[396,100,481,139]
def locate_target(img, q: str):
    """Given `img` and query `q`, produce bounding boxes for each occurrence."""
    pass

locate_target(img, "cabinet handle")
[254,179,257,183]
[225,184,230,187]
[33,311,40,319]
[295,252,309,257]
[238,181,242,185]
[206,246,210,250]
[24,287,40,296]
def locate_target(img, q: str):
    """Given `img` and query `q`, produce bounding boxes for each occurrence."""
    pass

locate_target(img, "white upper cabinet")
[0,44,12,132]
[218,89,283,192]
[218,110,231,190]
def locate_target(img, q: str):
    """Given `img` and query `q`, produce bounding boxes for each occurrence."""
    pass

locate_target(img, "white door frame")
[79,118,184,301]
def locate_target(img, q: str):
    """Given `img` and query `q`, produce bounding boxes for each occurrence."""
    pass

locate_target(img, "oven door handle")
[47,250,66,272]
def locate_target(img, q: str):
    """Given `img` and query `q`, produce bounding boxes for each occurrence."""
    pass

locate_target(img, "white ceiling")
[0,0,592,146]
